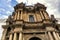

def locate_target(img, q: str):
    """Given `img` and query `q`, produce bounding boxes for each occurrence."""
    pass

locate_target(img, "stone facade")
[1,2,60,40]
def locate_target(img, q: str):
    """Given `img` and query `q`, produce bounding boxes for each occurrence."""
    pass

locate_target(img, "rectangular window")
[29,15,34,22]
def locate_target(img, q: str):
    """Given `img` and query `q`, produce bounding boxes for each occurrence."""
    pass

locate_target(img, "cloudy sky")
[0,0,60,40]
[0,0,60,19]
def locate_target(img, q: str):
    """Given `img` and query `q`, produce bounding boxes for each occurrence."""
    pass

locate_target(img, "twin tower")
[1,2,60,40]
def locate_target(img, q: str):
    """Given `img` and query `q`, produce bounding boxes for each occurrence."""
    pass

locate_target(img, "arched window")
[29,15,34,22]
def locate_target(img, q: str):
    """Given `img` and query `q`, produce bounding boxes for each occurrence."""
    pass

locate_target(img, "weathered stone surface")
[1,2,60,40]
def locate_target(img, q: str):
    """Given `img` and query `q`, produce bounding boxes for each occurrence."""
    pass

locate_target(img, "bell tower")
[1,2,60,40]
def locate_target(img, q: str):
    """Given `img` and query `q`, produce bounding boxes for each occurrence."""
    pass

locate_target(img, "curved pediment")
[14,2,46,11]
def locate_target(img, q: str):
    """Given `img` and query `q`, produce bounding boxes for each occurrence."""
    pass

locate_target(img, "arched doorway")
[29,37,41,40]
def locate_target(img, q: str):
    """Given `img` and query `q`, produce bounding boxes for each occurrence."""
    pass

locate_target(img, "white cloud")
[7,5,14,11]
[0,8,5,12]
[16,0,23,3]
[6,0,12,4]
[45,0,60,18]
[6,11,12,15]
[0,0,14,19]
[16,0,46,5]
[0,15,8,19]
[2,15,8,18]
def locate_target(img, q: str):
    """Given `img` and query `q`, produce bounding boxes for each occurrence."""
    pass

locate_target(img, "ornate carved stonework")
[1,2,60,40]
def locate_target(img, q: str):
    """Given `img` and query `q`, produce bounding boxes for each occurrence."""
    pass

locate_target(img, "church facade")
[1,3,60,40]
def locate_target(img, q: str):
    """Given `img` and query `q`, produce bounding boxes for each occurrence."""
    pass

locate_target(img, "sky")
[0,0,60,19]
[0,0,60,40]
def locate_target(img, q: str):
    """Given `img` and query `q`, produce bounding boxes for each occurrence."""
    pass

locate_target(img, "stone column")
[14,12,17,20]
[1,29,7,40]
[21,11,23,20]
[48,32,53,40]
[56,33,60,40]
[40,11,44,19]
[43,11,49,19]
[9,34,13,40]
[17,11,20,20]
[19,32,23,40]
[35,11,42,21]
[13,33,17,40]
[53,32,59,40]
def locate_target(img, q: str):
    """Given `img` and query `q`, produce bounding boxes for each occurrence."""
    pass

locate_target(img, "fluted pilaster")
[40,11,44,19]
[17,11,20,20]
[43,11,49,19]
[35,11,42,21]
[14,12,17,20]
